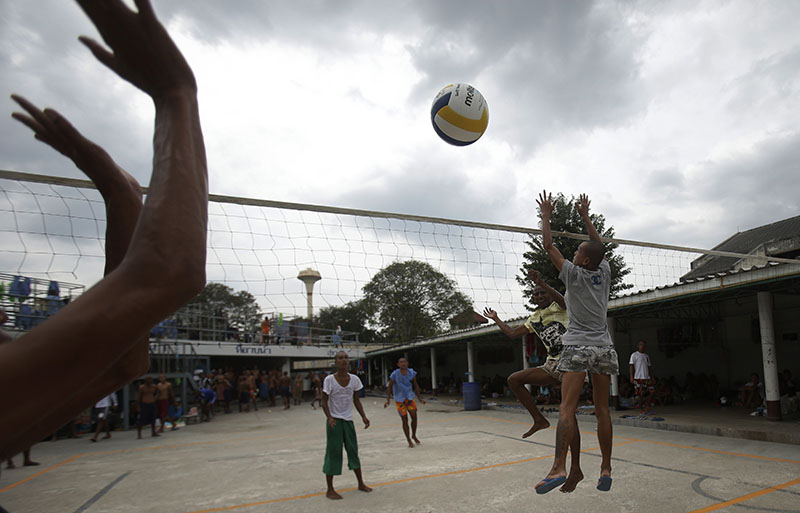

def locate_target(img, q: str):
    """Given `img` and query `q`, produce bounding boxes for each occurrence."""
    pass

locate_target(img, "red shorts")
[157,398,170,418]
[395,399,417,417]
[634,379,650,391]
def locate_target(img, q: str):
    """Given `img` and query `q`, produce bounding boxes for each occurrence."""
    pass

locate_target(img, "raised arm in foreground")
[1,0,207,459]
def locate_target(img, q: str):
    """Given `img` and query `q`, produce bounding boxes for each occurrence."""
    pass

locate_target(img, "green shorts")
[322,419,360,475]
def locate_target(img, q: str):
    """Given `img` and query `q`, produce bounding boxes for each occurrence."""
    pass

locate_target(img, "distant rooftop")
[681,215,800,281]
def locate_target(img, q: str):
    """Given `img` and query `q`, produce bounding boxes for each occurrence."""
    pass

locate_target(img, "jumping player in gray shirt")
[534,192,619,495]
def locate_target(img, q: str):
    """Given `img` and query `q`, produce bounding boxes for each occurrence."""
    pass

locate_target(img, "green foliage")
[317,299,382,345]
[185,282,261,333]
[362,260,473,343]
[518,193,632,310]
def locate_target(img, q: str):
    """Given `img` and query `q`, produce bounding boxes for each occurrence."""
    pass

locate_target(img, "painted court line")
[182,436,637,513]
[183,454,555,513]
[686,477,800,513]
[0,454,83,494]
[476,414,800,465]
[73,471,130,513]
[0,417,460,493]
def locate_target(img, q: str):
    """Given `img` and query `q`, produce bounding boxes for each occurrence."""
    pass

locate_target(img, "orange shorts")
[395,399,417,417]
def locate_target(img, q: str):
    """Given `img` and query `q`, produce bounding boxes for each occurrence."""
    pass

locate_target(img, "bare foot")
[23,461,40,467]
[102,434,111,439]
[407,441,415,448]
[152,433,160,437]
[560,468,584,493]
[412,436,421,445]
[326,490,343,500]
[358,483,373,493]
[6,461,15,470]
[522,419,550,438]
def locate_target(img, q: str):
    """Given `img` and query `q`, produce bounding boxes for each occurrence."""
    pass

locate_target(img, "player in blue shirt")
[384,357,426,448]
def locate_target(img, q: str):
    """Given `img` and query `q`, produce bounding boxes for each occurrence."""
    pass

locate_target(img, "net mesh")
[0,171,763,323]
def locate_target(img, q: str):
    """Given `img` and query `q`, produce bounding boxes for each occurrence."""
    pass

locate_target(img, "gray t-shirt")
[559,258,613,346]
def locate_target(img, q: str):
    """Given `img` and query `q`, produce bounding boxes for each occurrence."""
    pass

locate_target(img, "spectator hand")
[528,269,543,285]
[384,399,390,408]
[76,0,197,99]
[327,417,336,429]
[537,190,554,218]
[576,194,591,218]
[363,417,370,429]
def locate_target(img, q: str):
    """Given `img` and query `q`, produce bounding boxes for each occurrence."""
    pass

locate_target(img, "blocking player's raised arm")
[0,0,207,460]
[537,190,565,271]
[482,307,529,339]
[576,193,602,243]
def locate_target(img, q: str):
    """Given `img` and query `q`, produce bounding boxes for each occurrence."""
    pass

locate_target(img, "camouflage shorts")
[557,345,619,375]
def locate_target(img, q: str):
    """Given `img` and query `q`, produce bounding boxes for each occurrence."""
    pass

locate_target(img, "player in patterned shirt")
[484,269,585,493]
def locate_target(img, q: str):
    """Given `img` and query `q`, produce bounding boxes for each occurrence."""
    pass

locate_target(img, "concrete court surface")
[1,401,799,513]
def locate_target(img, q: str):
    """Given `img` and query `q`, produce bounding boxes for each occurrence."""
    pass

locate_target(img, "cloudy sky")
[1,0,798,251]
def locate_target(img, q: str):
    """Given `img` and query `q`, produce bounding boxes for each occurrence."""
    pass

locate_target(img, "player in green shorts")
[321,351,372,500]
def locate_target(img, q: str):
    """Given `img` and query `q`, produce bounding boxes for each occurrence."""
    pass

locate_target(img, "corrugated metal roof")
[681,216,800,281]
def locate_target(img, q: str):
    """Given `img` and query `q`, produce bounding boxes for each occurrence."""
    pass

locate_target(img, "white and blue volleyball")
[430,83,489,146]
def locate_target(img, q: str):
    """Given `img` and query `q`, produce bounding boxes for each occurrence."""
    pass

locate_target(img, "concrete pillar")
[467,340,475,383]
[382,357,388,389]
[757,291,781,420]
[367,358,372,388]
[607,317,619,409]
[430,347,438,393]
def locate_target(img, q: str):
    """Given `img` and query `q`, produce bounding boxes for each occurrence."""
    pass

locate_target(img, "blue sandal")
[535,476,567,494]
[597,475,613,491]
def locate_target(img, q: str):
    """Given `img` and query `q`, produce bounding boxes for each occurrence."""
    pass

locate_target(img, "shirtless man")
[137,377,159,439]
[214,372,231,414]
[293,373,305,405]
[279,372,292,410]
[268,370,279,407]
[247,370,259,411]
[238,373,251,413]
[156,374,175,432]
[310,372,323,410]
[1,0,207,460]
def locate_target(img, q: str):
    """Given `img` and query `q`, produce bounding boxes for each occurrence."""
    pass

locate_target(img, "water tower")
[297,268,321,344]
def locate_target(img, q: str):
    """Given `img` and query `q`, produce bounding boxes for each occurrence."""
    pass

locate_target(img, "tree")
[183,283,261,339]
[362,260,473,343]
[518,192,632,310]
[317,299,382,345]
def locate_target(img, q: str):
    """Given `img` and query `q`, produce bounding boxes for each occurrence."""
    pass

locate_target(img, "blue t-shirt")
[389,368,417,402]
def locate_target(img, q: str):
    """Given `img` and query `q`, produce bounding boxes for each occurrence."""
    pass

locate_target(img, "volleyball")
[430,83,489,146]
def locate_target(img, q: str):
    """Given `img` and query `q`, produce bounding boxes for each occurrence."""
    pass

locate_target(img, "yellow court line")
[686,477,800,513]
[0,454,84,494]
[183,454,555,513]
[183,438,638,513]
[476,414,800,465]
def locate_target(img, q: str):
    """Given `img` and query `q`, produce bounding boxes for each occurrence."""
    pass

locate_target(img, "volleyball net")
[2,170,796,328]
